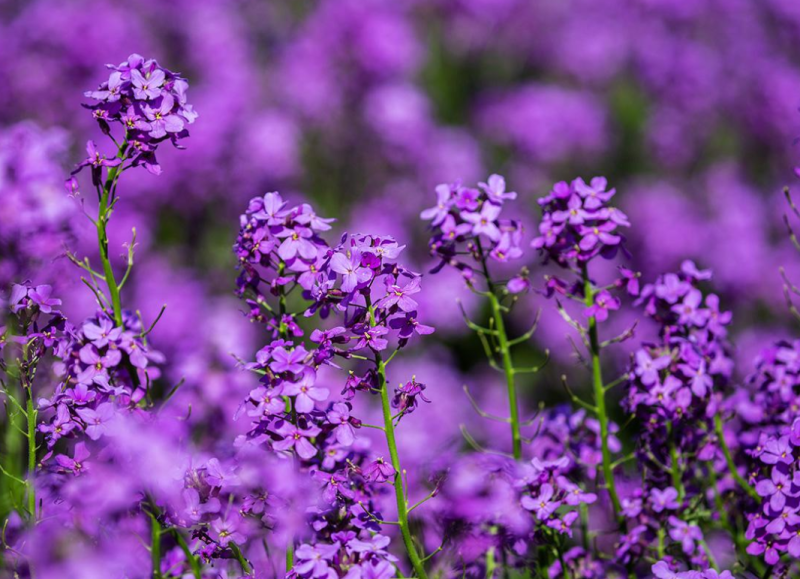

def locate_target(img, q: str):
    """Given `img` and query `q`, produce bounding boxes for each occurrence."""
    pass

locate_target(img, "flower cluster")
[234,192,435,577]
[422,174,523,278]
[620,263,738,567]
[35,308,163,449]
[652,560,734,579]
[81,53,198,175]
[532,177,629,267]
[735,340,800,447]
[745,423,800,563]
[627,261,733,424]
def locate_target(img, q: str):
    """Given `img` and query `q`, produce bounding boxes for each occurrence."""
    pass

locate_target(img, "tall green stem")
[476,245,521,460]
[151,513,162,579]
[488,293,522,460]
[97,143,127,326]
[581,264,622,521]
[714,413,758,500]
[25,389,36,520]
[368,303,428,579]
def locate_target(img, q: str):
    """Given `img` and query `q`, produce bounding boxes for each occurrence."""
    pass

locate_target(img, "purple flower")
[461,202,502,241]
[249,386,287,418]
[270,346,309,374]
[552,194,590,225]
[353,326,389,352]
[671,289,709,326]
[654,273,689,304]
[420,184,454,226]
[313,470,354,504]
[479,174,517,203]
[252,192,289,224]
[634,350,672,386]
[760,436,793,465]
[363,458,396,483]
[583,290,620,322]
[678,359,712,397]
[756,468,795,512]
[130,67,165,100]
[522,483,560,520]
[183,488,221,522]
[294,542,340,578]
[391,377,431,417]
[272,421,321,460]
[388,312,434,340]
[327,403,357,446]
[331,250,373,293]
[375,276,421,312]
[39,404,77,445]
[210,515,245,547]
[83,318,122,348]
[27,285,63,314]
[439,214,472,242]
[76,403,116,440]
[143,94,185,139]
[574,176,615,210]
[668,517,703,555]
[77,345,121,386]
[578,222,620,252]
[649,487,680,512]
[55,442,91,476]
[348,534,395,559]
[557,476,597,506]
[546,511,579,537]
[282,368,329,413]
[277,225,318,261]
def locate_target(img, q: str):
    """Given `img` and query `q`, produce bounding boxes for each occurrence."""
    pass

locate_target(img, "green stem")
[476,245,521,460]
[485,546,497,579]
[581,264,622,522]
[488,293,522,460]
[714,413,759,501]
[286,542,294,573]
[25,389,36,521]
[230,542,252,575]
[150,514,162,579]
[707,462,729,528]
[369,303,428,579]
[96,142,127,326]
[170,528,202,579]
[667,424,685,500]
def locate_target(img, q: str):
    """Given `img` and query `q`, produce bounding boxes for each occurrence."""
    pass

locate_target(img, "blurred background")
[2,0,800,458]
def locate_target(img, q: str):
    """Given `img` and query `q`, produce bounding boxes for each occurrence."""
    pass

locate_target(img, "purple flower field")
[4,1,800,577]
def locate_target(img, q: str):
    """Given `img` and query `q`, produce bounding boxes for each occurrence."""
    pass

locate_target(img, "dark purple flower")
[522,483,560,520]
[583,290,620,322]
[363,458,395,483]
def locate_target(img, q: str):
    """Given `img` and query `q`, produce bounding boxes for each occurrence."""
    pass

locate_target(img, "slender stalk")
[476,245,521,460]
[581,263,622,521]
[230,542,252,575]
[714,413,759,500]
[285,542,294,573]
[170,528,202,579]
[667,423,685,500]
[150,513,162,579]
[97,143,127,326]
[368,302,428,579]
[487,293,522,460]
[485,546,497,579]
[25,391,36,520]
